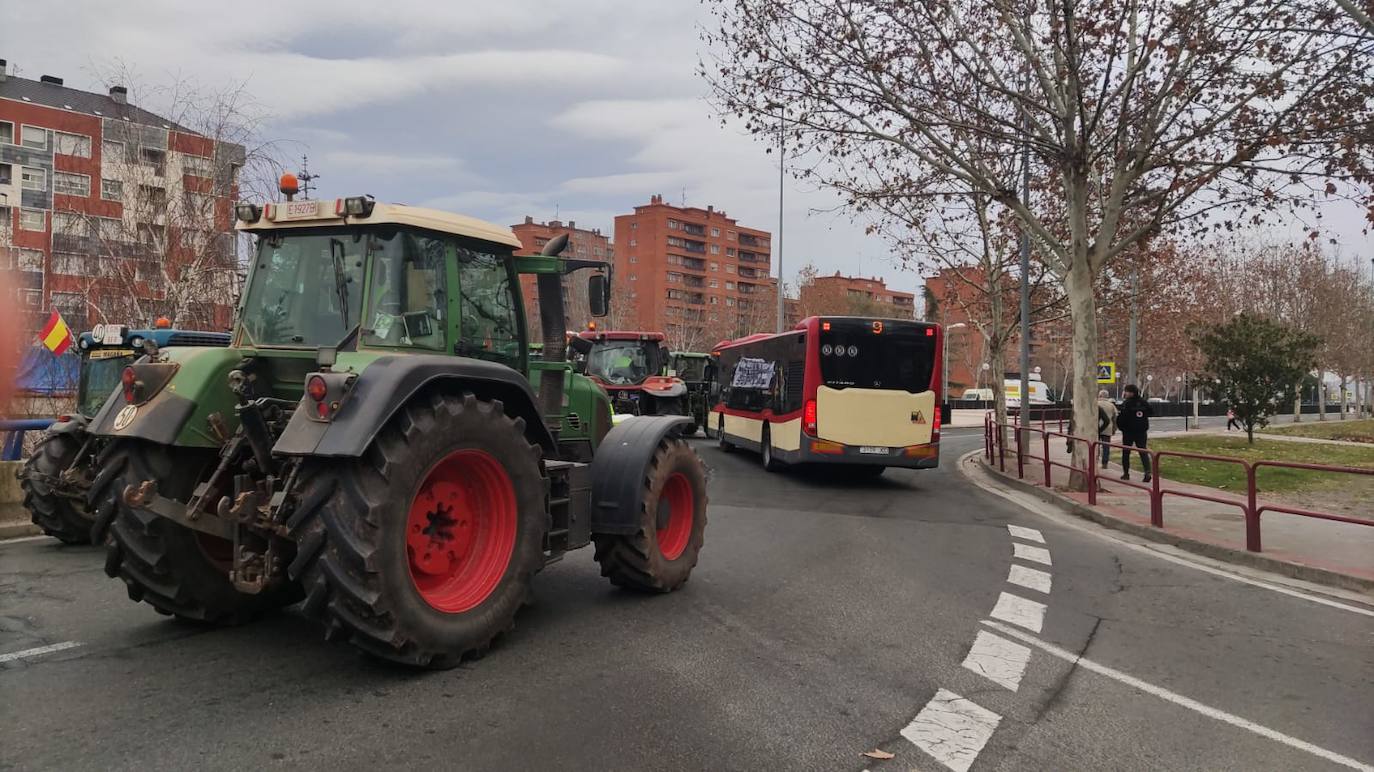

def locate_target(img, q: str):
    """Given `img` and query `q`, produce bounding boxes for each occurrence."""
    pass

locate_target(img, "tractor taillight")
[307,375,328,402]
[121,367,137,402]
[804,399,817,436]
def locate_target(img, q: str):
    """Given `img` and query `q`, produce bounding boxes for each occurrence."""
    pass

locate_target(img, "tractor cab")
[570,330,689,419]
[72,323,230,421]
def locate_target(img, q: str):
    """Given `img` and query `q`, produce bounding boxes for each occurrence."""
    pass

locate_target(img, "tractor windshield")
[673,355,709,382]
[239,230,366,347]
[79,349,136,417]
[587,341,657,386]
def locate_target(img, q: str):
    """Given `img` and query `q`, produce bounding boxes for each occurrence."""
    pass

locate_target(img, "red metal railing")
[982,412,1374,553]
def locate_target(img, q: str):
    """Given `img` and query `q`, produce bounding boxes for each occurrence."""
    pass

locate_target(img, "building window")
[726,247,736,257]
[726,264,736,273]
[726,297,735,307]
[19,209,46,231]
[140,148,166,174]
[98,218,123,241]
[102,140,125,163]
[101,178,123,201]
[0,163,10,185]
[709,279,719,288]
[726,230,736,240]
[21,125,47,149]
[182,154,214,177]
[53,212,89,236]
[54,131,92,158]
[710,244,720,254]
[668,219,679,230]
[0,120,13,144]
[710,296,719,305]
[709,261,719,271]
[628,239,636,247]
[52,253,87,275]
[629,255,637,264]
[630,222,637,230]
[629,274,637,281]
[54,172,91,197]
[20,166,46,191]
[726,281,736,290]
[711,227,720,237]
[18,248,45,272]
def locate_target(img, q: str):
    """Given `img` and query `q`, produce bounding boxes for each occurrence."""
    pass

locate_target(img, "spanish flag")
[40,310,74,356]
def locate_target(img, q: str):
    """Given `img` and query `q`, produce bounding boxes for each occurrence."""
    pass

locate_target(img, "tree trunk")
[1066,267,1099,491]
[1339,375,1348,420]
[1293,387,1302,423]
[1318,370,1327,420]
[1246,420,1255,444]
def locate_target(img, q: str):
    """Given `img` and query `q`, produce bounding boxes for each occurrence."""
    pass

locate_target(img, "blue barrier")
[1,418,55,461]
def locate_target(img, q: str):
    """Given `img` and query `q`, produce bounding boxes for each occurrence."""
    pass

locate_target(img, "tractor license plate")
[859,446,889,455]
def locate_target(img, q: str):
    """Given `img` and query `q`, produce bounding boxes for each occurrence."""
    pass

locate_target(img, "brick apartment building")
[612,195,777,346]
[510,216,612,331]
[0,61,242,339]
[798,271,915,320]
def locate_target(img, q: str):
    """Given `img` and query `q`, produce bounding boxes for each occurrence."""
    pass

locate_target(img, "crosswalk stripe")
[901,688,1002,772]
[1012,542,1052,566]
[1008,564,1052,594]
[962,629,1032,691]
[1007,524,1045,543]
[990,591,1046,633]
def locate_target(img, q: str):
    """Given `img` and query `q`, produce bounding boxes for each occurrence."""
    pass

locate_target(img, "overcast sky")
[6,1,1372,296]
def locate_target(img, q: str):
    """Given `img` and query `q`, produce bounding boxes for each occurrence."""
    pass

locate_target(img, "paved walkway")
[984,428,1374,585]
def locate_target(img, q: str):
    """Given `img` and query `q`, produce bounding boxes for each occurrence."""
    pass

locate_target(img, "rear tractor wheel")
[288,392,546,668]
[94,441,297,624]
[593,435,707,592]
[21,432,93,544]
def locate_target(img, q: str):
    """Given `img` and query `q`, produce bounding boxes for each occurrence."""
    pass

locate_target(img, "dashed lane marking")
[1007,564,1053,594]
[1012,542,1052,566]
[982,620,1374,772]
[1006,524,1044,543]
[0,641,81,664]
[990,592,1046,633]
[961,629,1032,691]
[900,688,1002,772]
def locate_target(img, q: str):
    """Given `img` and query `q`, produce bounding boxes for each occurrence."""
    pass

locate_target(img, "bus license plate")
[859,446,889,455]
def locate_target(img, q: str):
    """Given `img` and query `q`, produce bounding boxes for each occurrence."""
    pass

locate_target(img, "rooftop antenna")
[298,155,320,200]
[554,203,560,221]
[681,187,687,207]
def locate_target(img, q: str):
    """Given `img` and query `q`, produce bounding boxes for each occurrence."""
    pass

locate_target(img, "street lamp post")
[775,107,786,334]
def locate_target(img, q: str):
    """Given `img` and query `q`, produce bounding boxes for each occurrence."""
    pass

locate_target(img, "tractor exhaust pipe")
[536,234,570,432]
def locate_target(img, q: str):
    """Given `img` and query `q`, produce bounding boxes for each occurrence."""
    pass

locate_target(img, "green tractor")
[85,194,708,667]
[20,325,230,544]
[668,351,716,438]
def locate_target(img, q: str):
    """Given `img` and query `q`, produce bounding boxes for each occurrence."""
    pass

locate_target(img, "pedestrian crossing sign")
[1096,362,1117,384]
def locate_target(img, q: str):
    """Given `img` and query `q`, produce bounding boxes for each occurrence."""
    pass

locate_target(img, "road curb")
[960,452,1374,595]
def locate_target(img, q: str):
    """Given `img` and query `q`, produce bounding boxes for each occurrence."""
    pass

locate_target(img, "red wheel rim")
[656,472,693,560]
[406,449,517,613]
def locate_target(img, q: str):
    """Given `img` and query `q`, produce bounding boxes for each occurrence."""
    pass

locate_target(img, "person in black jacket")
[1117,384,1153,481]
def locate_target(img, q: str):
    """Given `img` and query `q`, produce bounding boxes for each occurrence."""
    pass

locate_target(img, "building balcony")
[737,251,767,264]
[737,266,764,279]
[679,256,706,272]
[683,276,706,288]
[682,223,706,236]
[739,234,764,247]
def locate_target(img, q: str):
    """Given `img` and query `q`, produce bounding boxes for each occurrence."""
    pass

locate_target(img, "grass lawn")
[1148,434,1374,495]
[1261,418,1374,444]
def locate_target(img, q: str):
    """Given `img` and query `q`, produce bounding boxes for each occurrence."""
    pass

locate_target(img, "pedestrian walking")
[1097,389,1118,469]
[1226,408,1239,432]
[1117,384,1153,482]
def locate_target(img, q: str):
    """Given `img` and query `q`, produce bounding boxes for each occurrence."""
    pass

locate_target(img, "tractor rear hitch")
[122,480,235,540]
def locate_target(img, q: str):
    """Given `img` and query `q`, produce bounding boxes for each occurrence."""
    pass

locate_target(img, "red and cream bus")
[709,316,943,473]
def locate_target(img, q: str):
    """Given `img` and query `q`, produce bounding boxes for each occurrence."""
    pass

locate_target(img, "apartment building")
[799,271,916,320]
[0,61,243,338]
[612,195,776,345]
[510,216,612,331]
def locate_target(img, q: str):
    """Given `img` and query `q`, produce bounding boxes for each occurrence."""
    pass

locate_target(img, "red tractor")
[571,330,693,430]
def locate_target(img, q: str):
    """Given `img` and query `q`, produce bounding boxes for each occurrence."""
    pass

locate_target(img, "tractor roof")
[237,200,522,249]
[671,351,710,358]
[576,330,667,342]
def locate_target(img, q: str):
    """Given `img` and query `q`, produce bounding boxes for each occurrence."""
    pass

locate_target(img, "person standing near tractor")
[1096,389,1118,469]
[1117,384,1153,482]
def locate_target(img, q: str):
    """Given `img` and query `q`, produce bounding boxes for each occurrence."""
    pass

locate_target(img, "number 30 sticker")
[113,404,138,431]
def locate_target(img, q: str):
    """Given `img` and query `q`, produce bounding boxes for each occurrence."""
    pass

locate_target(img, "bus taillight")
[933,403,942,441]
[804,399,817,435]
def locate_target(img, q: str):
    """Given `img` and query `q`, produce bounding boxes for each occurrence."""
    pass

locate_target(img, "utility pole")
[1127,260,1139,387]
[776,108,786,334]
[1018,98,1031,422]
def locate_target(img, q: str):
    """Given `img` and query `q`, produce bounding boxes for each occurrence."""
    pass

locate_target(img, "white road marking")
[1012,542,1052,566]
[901,688,1002,772]
[1007,564,1053,594]
[990,592,1046,633]
[1007,524,1045,543]
[961,451,1374,618]
[983,620,1374,772]
[962,629,1032,691]
[0,641,82,664]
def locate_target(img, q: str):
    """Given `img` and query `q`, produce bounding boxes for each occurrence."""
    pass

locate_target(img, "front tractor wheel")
[288,392,546,668]
[593,436,707,593]
[21,432,93,544]
[94,441,297,624]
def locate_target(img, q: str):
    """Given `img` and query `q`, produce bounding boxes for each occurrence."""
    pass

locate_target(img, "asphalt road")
[2,429,1371,771]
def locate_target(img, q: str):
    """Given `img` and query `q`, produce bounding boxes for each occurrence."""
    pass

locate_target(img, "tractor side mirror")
[588,274,609,317]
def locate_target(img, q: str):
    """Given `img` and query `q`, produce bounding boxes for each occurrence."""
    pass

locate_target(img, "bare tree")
[703,0,1372,482]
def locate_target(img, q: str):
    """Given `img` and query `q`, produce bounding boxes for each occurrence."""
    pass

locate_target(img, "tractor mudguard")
[589,414,691,536]
[86,386,198,446]
[273,354,557,458]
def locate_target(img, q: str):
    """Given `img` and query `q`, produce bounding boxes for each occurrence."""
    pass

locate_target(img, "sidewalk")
[981,429,1374,590]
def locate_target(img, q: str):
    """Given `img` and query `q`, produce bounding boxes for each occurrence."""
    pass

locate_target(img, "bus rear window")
[820,323,935,392]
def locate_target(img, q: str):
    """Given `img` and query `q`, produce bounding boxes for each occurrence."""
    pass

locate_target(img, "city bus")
[710,316,943,473]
